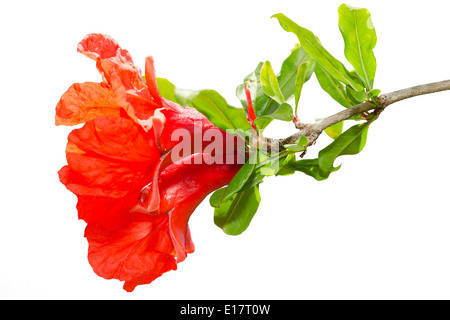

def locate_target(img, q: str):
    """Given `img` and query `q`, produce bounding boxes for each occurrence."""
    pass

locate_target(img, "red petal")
[145,56,163,106]
[158,105,218,152]
[75,193,140,229]
[60,116,160,199]
[55,82,120,126]
[77,33,124,61]
[130,151,172,214]
[77,34,142,88]
[67,116,159,162]
[85,212,177,292]
[158,153,242,262]
[106,61,161,123]
[77,34,161,122]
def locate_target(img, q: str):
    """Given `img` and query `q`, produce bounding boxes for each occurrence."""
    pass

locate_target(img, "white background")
[1,0,450,299]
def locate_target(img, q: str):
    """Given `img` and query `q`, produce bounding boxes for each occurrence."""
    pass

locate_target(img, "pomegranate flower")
[56,34,243,291]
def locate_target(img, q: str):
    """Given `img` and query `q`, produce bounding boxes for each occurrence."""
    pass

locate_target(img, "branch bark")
[275,79,450,149]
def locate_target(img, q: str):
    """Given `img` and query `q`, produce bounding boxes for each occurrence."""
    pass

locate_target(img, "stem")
[277,79,450,148]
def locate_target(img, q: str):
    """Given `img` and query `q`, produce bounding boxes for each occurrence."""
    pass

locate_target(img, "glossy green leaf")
[368,88,381,100]
[324,121,344,139]
[260,159,280,176]
[296,135,309,148]
[294,61,309,116]
[314,65,354,108]
[213,185,261,235]
[222,160,256,201]
[210,187,227,208]
[174,87,200,106]
[272,13,364,91]
[156,78,178,102]
[237,46,315,130]
[156,78,252,133]
[338,4,377,89]
[346,86,367,104]
[256,102,293,122]
[274,153,296,176]
[286,158,341,181]
[283,135,308,152]
[283,144,305,152]
[177,89,252,133]
[275,46,316,105]
[318,122,370,171]
[261,61,285,104]
[235,62,262,117]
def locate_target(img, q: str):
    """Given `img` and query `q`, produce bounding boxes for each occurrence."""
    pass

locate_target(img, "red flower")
[56,34,243,291]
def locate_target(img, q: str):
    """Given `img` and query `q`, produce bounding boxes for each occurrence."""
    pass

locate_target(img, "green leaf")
[237,46,316,130]
[272,13,364,91]
[177,89,252,133]
[346,85,367,104]
[174,87,201,106]
[318,122,370,171]
[156,78,178,102]
[261,61,285,104]
[274,153,297,176]
[296,135,309,148]
[213,185,261,235]
[222,160,256,201]
[314,65,354,108]
[283,144,305,152]
[260,159,280,176]
[338,4,377,89]
[368,88,381,100]
[256,102,293,122]
[276,46,316,103]
[156,78,252,133]
[283,135,308,152]
[286,158,341,181]
[236,62,263,118]
[324,121,344,139]
[294,61,309,116]
[210,188,227,208]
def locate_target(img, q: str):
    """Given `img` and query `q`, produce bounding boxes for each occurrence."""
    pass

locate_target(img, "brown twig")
[273,79,450,150]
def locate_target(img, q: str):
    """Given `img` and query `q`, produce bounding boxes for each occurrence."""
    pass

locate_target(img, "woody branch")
[269,79,450,150]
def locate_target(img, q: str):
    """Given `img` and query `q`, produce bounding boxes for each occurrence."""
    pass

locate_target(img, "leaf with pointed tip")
[261,61,285,104]
[294,61,310,115]
[286,158,341,181]
[222,160,256,202]
[338,4,377,89]
[236,46,315,129]
[272,13,364,91]
[318,122,370,171]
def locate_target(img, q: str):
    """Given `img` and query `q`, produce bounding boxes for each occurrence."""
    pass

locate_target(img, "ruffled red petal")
[59,116,160,200]
[77,34,142,89]
[85,212,177,292]
[82,153,241,291]
[144,56,163,106]
[106,61,160,123]
[55,82,120,126]
[77,34,162,124]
